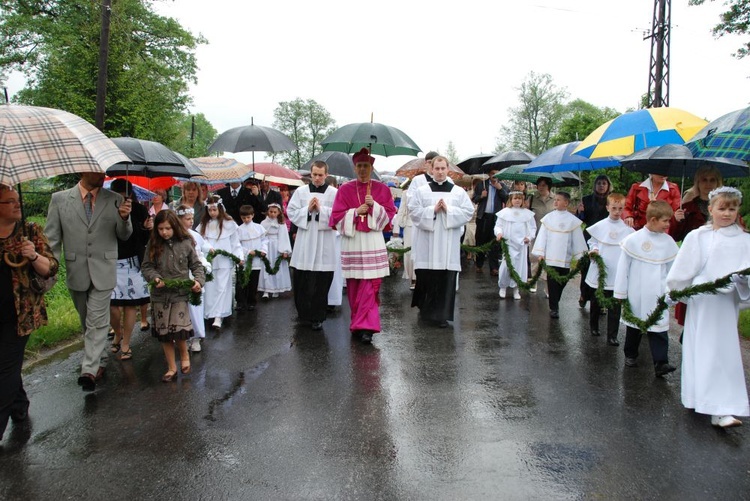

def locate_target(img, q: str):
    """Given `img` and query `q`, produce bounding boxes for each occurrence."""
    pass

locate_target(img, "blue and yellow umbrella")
[573,107,707,159]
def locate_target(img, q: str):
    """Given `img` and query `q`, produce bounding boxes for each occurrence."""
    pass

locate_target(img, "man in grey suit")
[45,172,132,391]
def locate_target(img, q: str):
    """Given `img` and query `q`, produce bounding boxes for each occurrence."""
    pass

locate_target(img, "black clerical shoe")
[10,405,29,423]
[654,362,676,377]
[624,357,638,368]
[591,329,601,337]
[311,321,323,331]
[549,310,559,319]
[360,332,373,344]
[437,321,449,328]
[606,337,620,347]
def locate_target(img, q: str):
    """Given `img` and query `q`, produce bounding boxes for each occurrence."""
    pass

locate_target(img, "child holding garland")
[494,191,536,300]
[259,203,292,298]
[237,205,268,310]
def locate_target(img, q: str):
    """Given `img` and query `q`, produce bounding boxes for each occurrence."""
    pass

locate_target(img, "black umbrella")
[456,153,494,175]
[481,151,536,174]
[301,151,381,180]
[208,117,297,158]
[620,144,749,179]
[107,137,204,178]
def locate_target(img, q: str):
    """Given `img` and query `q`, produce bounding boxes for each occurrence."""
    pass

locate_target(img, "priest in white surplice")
[531,192,587,318]
[667,187,750,428]
[288,161,339,331]
[408,156,474,327]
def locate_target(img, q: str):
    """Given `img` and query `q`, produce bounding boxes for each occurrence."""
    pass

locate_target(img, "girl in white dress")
[494,191,536,300]
[177,205,212,352]
[667,187,750,428]
[198,195,243,329]
[259,203,292,298]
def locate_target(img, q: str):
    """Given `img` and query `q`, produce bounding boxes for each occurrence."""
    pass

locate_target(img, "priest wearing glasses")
[329,148,397,343]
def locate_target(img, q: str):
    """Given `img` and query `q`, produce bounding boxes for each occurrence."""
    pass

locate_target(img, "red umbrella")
[252,162,304,186]
[106,175,178,191]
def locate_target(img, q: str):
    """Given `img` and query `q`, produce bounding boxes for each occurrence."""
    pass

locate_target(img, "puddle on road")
[204,361,269,421]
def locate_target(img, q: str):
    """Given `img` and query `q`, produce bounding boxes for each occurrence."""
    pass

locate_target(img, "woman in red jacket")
[623,173,681,230]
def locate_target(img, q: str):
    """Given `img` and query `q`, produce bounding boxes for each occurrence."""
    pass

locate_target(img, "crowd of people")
[1,154,749,441]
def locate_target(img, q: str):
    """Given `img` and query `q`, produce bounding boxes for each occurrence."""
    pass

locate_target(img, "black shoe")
[437,321,449,328]
[655,362,676,377]
[10,406,28,423]
[360,332,373,344]
[579,297,587,308]
[591,329,601,337]
[311,321,323,331]
[549,310,559,319]
[624,357,638,368]
[77,373,96,392]
[606,337,620,346]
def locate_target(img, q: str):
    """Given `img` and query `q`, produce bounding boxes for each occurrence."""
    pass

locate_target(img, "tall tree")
[443,141,460,164]
[272,98,336,169]
[0,0,205,148]
[690,0,750,58]
[496,72,568,154]
[172,113,218,159]
[550,99,620,147]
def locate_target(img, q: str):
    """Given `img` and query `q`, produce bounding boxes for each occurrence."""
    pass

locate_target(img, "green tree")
[442,141,460,164]
[172,113,218,158]
[550,99,620,147]
[0,0,205,148]
[496,72,568,155]
[690,0,750,58]
[272,98,336,169]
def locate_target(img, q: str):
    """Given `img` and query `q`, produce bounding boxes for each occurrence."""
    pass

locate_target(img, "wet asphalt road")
[2,267,750,500]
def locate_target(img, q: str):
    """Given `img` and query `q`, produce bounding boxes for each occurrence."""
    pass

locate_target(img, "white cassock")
[258,219,292,293]
[188,229,212,339]
[287,184,339,271]
[584,218,635,290]
[393,190,415,281]
[238,222,269,271]
[667,224,750,417]
[200,219,243,319]
[327,231,343,306]
[494,207,536,288]
[531,210,587,267]
[408,181,474,272]
[613,228,678,332]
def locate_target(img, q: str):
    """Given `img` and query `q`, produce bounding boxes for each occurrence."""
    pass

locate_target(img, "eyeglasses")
[0,200,21,206]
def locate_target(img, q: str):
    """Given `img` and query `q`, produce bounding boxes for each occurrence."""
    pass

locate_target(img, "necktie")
[485,185,494,214]
[232,189,238,198]
[84,192,93,222]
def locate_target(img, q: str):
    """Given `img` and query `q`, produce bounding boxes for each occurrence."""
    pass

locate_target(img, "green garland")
[148,278,202,306]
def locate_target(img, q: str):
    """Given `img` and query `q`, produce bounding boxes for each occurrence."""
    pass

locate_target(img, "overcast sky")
[8,0,748,172]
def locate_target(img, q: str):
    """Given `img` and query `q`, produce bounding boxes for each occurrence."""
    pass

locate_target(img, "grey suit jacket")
[45,186,133,292]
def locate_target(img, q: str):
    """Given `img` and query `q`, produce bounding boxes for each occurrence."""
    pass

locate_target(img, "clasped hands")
[434,199,447,213]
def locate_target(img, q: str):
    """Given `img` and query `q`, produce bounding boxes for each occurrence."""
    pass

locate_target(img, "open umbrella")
[685,106,750,161]
[321,121,421,157]
[395,157,465,181]
[103,180,155,202]
[0,104,129,186]
[525,141,621,173]
[208,117,297,172]
[106,138,204,179]
[493,165,569,185]
[106,175,178,192]
[252,162,304,186]
[189,156,253,184]
[480,151,536,174]
[573,107,708,158]
[619,144,749,179]
[456,153,494,175]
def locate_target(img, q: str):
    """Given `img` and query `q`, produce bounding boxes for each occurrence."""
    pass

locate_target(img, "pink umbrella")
[252,162,304,186]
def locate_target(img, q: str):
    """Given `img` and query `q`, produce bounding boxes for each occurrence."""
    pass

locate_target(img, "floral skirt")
[111,257,150,306]
[150,301,193,343]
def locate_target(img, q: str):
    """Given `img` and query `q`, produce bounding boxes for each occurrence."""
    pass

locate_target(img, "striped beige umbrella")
[189,156,254,184]
[395,157,465,180]
[0,105,129,186]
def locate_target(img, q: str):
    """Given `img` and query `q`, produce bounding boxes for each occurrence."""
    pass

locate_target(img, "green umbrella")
[320,122,421,157]
[492,165,567,184]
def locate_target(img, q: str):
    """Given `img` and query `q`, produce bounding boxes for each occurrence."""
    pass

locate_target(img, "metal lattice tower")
[645,0,671,108]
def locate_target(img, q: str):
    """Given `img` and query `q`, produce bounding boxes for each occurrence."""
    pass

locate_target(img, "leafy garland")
[148,279,202,306]
[391,237,750,331]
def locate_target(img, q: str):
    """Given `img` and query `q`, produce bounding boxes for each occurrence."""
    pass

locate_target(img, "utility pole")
[95,0,112,130]
[645,0,671,108]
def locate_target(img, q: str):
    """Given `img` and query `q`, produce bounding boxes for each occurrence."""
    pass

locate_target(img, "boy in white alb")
[614,200,679,377]
[237,205,268,311]
[531,192,587,318]
[585,193,634,346]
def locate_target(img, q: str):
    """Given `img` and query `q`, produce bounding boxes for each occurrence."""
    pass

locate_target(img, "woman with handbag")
[0,184,58,441]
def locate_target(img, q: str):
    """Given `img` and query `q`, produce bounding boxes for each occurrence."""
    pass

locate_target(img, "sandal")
[161,370,177,383]
[110,342,121,354]
[181,363,191,375]
[120,349,133,361]
[140,322,150,331]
